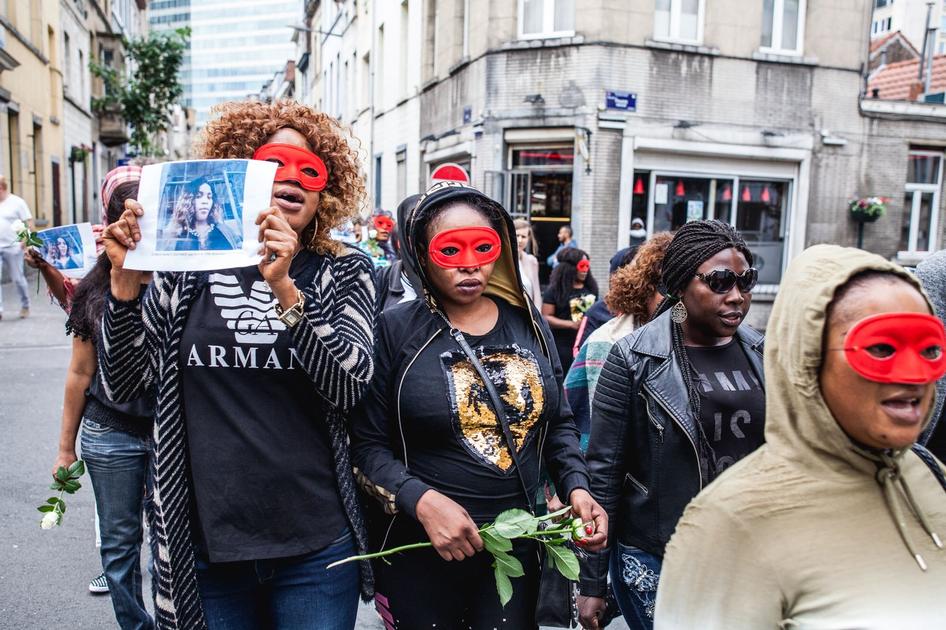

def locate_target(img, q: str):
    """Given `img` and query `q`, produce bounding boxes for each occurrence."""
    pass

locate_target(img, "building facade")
[872,0,946,54]
[149,0,302,128]
[405,0,945,325]
[0,0,66,227]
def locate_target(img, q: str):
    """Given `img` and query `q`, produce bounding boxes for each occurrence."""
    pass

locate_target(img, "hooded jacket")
[655,245,946,629]
[350,182,590,522]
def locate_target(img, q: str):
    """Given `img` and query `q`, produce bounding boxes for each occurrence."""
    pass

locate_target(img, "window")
[654,0,703,44]
[400,1,409,99]
[63,33,71,95]
[900,150,944,254]
[518,0,574,39]
[875,0,892,7]
[396,150,407,203]
[374,154,382,208]
[761,0,805,54]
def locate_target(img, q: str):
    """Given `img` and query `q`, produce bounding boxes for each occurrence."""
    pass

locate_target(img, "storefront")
[616,136,812,293]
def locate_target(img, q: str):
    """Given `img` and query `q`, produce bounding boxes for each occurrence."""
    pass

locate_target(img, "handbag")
[446,326,580,628]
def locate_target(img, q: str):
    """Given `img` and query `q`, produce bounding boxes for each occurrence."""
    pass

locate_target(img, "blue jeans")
[609,543,662,630]
[196,530,360,630]
[80,418,153,630]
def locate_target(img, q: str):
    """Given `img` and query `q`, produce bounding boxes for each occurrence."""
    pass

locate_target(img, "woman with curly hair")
[564,233,672,447]
[99,100,376,630]
[163,175,238,251]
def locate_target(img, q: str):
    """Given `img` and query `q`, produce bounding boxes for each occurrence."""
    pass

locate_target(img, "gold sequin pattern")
[442,345,545,472]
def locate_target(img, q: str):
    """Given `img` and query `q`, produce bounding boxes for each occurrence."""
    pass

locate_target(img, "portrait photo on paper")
[35,223,97,278]
[156,161,246,252]
[124,159,277,272]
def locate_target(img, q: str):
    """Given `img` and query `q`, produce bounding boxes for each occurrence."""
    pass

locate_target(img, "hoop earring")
[671,300,688,324]
[308,217,319,249]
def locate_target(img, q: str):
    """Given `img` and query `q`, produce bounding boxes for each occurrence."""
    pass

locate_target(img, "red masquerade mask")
[252,143,329,192]
[577,259,590,273]
[428,226,502,269]
[842,313,946,384]
[373,215,395,232]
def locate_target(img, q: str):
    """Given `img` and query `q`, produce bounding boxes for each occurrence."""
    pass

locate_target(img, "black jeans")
[372,516,540,630]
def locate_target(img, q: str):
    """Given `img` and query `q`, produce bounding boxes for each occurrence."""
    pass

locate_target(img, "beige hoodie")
[654,245,946,629]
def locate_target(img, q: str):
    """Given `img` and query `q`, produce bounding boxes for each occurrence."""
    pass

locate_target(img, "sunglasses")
[695,268,758,294]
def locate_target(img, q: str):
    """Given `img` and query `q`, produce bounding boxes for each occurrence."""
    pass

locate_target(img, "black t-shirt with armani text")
[180,265,346,562]
[398,297,558,523]
[685,339,766,477]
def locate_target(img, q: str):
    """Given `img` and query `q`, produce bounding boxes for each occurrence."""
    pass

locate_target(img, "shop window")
[900,150,943,254]
[761,0,805,54]
[736,180,788,285]
[512,148,574,168]
[651,176,734,232]
[518,0,575,40]
[654,0,703,44]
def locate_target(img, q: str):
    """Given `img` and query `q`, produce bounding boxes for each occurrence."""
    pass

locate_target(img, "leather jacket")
[579,310,765,597]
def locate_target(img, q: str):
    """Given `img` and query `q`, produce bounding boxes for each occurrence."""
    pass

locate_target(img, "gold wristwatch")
[274,289,306,328]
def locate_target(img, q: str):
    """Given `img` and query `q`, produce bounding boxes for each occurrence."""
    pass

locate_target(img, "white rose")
[10,219,25,234]
[40,511,60,529]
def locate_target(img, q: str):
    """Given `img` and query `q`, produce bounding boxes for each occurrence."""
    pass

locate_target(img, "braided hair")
[651,220,753,481]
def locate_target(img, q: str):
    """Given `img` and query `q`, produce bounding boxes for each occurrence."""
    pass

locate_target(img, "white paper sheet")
[124,159,277,272]
[36,223,97,278]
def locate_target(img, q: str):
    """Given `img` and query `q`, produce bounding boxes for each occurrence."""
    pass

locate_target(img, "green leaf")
[491,550,524,578]
[62,480,81,493]
[493,563,514,608]
[480,529,512,555]
[49,482,62,491]
[493,509,537,538]
[55,467,70,482]
[546,543,580,581]
[46,497,60,505]
[37,505,54,513]
[68,460,85,477]
[59,502,67,514]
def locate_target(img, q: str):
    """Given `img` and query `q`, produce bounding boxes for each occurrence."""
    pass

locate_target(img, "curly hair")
[172,176,223,236]
[606,232,673,320]
[194,100,365,254]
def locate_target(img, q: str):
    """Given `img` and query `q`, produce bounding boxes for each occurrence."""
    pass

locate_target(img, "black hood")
[403,181,529,315]
[395,193,423,291]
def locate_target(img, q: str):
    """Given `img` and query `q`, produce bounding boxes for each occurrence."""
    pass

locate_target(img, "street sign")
[605,90,637,112]
[430,163,470,185]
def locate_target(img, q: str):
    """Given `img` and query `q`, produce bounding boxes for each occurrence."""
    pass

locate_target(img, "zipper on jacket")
[396,329,442,470]
[625,472,649,497]
[643,383,704,490]
[640,392,665,443]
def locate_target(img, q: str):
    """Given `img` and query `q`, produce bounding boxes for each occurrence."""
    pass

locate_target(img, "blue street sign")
[605,90,637,112]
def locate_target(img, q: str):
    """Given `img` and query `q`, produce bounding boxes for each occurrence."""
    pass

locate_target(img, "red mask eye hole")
[865,344,896,359]
[440,246,460,257]
[922,345,943,361]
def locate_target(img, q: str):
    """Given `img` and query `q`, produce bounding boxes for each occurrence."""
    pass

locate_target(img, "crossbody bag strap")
[447,326,536,514]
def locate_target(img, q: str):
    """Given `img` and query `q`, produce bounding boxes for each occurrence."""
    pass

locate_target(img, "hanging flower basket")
[848,196,888,223]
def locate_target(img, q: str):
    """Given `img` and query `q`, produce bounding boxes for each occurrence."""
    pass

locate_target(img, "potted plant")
[848,196,888,223]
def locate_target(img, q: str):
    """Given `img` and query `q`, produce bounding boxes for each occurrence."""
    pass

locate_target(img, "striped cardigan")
[99,247,376,629]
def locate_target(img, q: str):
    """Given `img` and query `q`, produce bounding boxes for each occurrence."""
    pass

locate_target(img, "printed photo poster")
[124,159,277,272]
[35,223,97,278]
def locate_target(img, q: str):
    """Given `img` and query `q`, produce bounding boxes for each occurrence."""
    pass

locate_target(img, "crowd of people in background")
[10,99,946,630]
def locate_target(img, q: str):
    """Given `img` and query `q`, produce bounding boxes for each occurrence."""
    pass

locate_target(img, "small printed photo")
[35,223,96,278]
[155,160,248,252]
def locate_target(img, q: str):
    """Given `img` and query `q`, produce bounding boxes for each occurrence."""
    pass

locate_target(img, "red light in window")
[761,186,771,203]
[633,177,645,195]
[742,186,752,202]
[675,180,685,197]
[721,183,732,202]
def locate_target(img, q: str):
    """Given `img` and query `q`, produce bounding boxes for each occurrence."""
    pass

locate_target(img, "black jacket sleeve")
[579,339,638,597]
[349,312,433,521]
